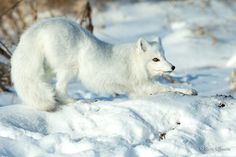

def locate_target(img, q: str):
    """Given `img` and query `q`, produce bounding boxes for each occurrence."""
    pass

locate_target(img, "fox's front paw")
[184,89,198,96]
[190,89,198,95]
[177,88,198,96]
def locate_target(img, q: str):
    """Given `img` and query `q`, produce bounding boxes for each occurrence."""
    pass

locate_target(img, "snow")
[1,0,236,156]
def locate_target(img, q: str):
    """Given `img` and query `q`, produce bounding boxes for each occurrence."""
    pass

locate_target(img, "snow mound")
[1,92,236,156]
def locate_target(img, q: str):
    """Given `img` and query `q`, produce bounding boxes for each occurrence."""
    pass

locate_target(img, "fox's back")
[20,17,94,53]
[15,18,107,71]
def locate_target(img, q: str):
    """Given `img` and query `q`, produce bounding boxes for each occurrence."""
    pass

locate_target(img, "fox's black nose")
[171,66,175,71]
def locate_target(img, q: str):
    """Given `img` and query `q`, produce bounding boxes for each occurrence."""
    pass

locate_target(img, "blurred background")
[0,0,236,95]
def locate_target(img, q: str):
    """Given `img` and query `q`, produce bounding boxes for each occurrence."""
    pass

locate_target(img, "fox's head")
[136,37,175,77]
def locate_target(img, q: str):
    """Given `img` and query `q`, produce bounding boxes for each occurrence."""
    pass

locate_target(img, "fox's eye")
[152,58,160,62]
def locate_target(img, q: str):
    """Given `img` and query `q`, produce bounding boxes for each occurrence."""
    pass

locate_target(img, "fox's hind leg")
[55,70,76,104]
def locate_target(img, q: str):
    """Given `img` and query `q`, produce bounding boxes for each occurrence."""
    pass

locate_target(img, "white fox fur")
[11,17,197,111]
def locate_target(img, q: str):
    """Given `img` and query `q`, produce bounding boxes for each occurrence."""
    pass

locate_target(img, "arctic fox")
[11,17,197,111]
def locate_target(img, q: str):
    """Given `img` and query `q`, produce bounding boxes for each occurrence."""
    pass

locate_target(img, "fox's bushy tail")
[11,41,56,111]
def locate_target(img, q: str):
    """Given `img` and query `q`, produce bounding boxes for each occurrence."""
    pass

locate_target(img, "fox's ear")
[152,36,162,45]
[137,38,149,52]
[158,37,162,46]
[154,36,164,50]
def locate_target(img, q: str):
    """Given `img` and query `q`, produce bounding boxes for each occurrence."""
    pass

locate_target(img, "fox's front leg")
[159,84,198,95]
[134,82,198,96]
[156,82,197,95]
